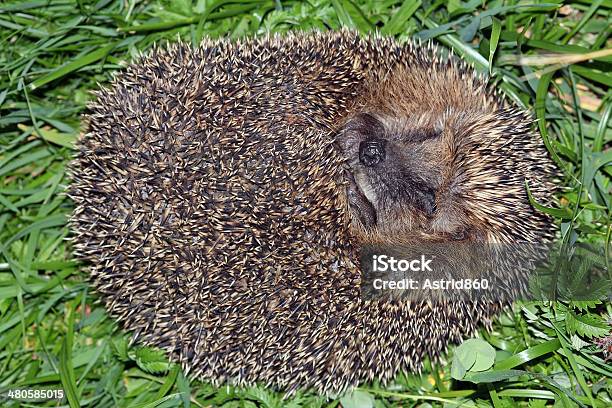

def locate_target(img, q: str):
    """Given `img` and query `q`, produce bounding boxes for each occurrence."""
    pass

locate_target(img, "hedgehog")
[69,31,557,394]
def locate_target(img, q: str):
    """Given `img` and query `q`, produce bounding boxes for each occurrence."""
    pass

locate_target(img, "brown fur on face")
[337,64,555,246]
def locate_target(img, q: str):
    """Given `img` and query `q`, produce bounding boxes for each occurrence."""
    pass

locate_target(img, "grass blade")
[29,43,116,90]
[381,0,421,36]
[59,304,80,408]
[494,339,561,370]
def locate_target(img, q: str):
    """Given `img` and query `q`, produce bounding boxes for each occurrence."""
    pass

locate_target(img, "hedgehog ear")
[343,113,385,136]
[337,113,385,153]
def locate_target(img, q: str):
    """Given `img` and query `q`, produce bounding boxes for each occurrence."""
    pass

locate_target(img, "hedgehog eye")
[359,139,386,167]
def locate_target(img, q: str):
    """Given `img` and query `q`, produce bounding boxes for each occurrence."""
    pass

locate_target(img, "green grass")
[0,0,610,407]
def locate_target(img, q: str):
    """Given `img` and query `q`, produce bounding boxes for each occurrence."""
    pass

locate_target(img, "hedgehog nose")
[359,139,386,167]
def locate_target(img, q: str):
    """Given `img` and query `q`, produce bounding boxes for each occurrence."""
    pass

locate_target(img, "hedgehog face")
[338,112,445,235]
[338,110,484,244]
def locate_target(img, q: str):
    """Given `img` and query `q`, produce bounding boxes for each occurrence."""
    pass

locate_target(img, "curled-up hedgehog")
[69,31,557,394]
